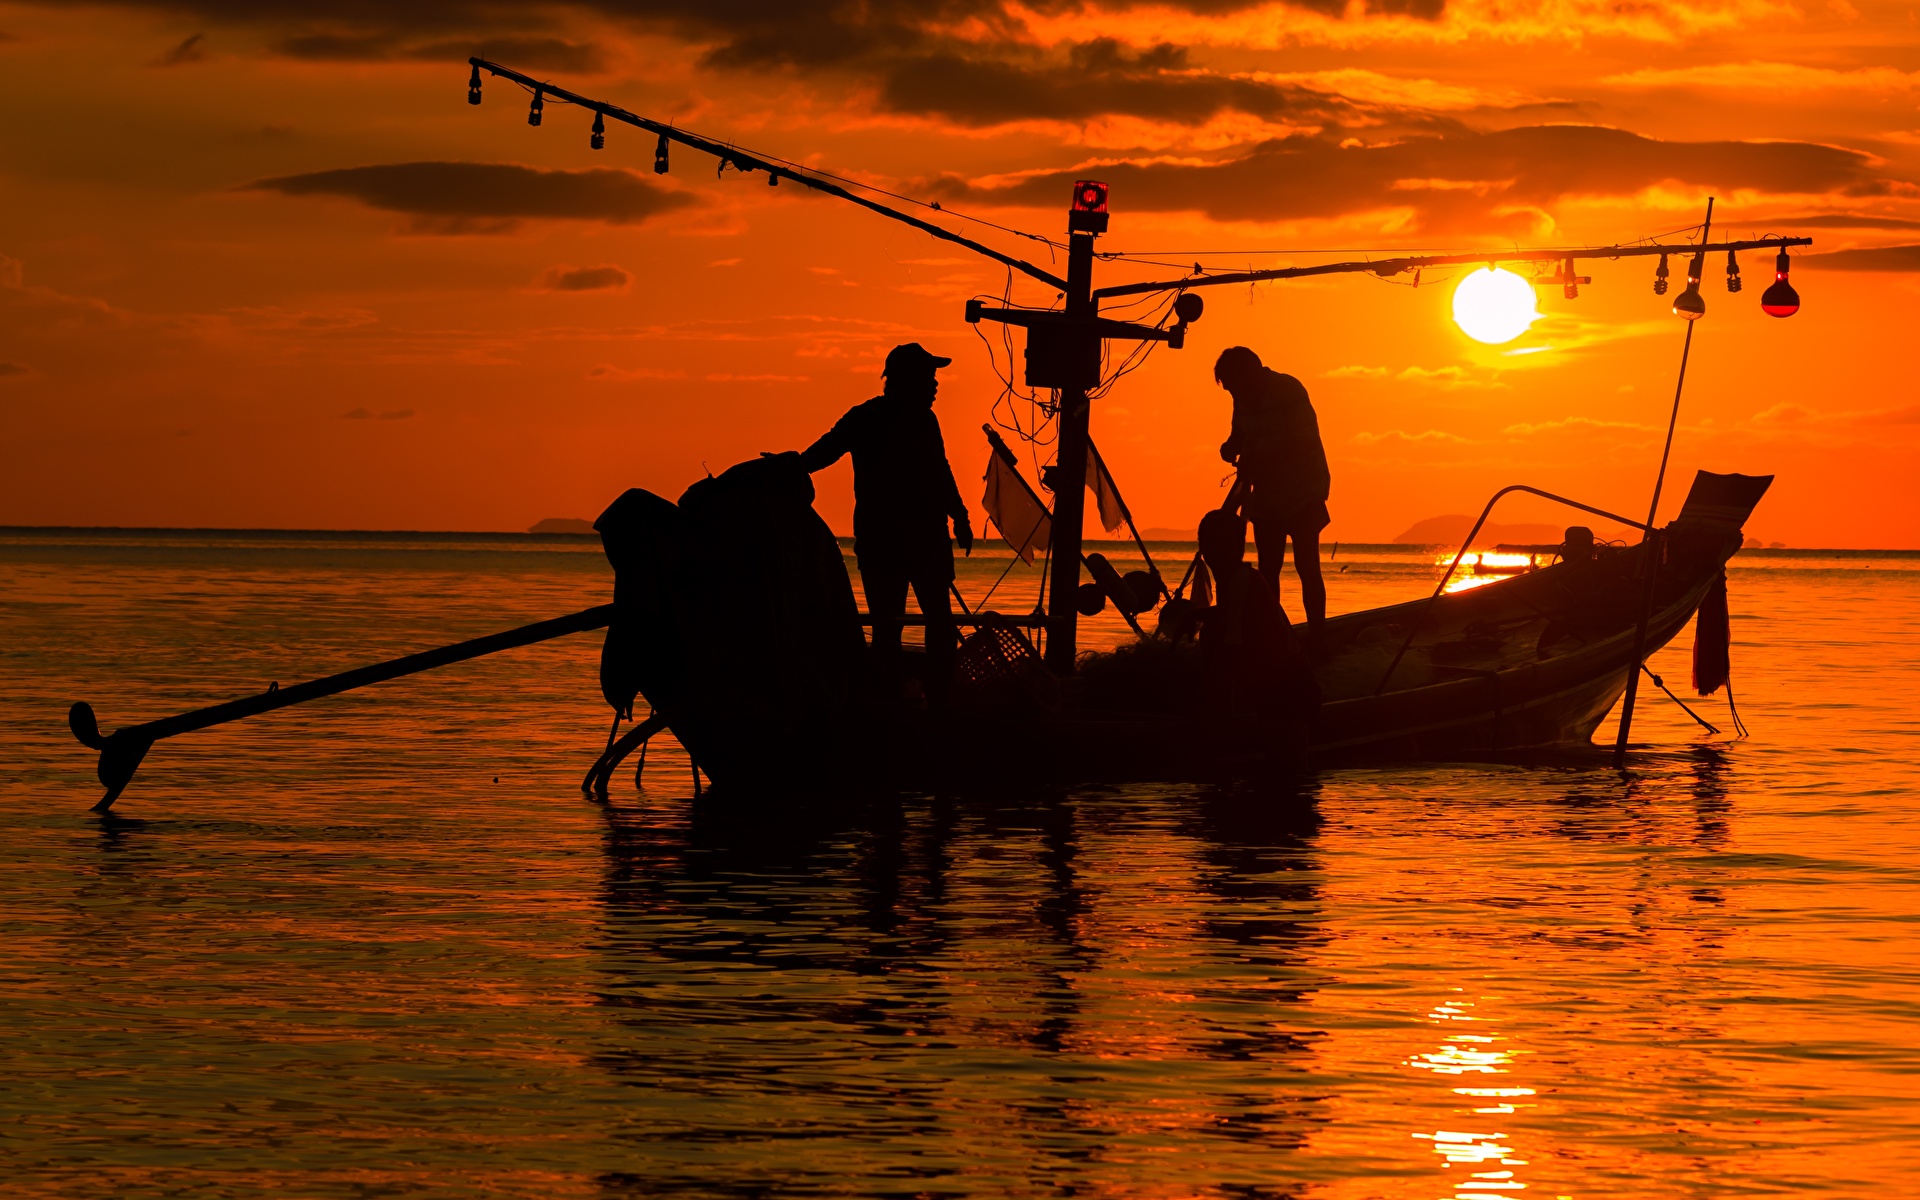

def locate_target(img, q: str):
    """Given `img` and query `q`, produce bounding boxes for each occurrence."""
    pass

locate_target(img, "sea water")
[2,528,1917,1198]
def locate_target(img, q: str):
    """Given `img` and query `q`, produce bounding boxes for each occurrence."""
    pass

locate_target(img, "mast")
[1046,210,1100,667]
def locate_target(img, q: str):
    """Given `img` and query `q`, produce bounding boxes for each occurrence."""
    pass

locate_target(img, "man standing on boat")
[1214,345,1331,652]
[800,343,972,703]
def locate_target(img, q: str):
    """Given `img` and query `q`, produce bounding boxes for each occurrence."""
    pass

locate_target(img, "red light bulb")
[1761,248,1799,318]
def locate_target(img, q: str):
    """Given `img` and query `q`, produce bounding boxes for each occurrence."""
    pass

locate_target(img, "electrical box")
[1025,325,1101,391]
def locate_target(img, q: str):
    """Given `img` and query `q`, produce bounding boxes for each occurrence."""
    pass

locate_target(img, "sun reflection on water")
[1408,994,1543,1200]
[1439,551,1544,593]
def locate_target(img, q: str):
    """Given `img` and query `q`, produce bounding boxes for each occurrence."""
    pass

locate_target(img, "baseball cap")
[883,342,953,375]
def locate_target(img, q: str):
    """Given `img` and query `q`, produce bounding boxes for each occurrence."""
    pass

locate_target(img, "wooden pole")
[1614,198,1712,766]
[1044,229,1098,670]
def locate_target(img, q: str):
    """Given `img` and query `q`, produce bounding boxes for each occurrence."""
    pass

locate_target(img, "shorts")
[854,523,956,581]
[1245,494,1330,541]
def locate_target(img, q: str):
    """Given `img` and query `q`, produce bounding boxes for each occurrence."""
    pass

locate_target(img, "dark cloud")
[876,40,1395,128]
[933,126,1888,233]
[154,31,205,65]
[1801,244,1920,271]
[1773,214,1920,232]
[35,0,1444,113]
[278,33,605,71]
[342,406,415,419]
[537,263,632,290]
[247,162,696,234]
[0,361,26,377]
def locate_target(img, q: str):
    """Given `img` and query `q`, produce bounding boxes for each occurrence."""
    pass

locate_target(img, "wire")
[976,552,1024,610]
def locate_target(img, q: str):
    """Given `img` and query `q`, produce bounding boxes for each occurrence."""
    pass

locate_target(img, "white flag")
[1086,444,1127,534]
[983,452,1052,565]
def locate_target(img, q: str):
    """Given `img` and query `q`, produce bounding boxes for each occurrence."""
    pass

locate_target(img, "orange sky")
[2,0,1917,545]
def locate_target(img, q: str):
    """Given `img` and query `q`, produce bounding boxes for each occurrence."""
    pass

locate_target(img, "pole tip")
[69,701,104,749]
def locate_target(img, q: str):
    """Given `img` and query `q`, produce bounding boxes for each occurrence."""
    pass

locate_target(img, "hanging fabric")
[1692,570,1730,695]
[982,446,1052,565]
[1085,443,1127,534]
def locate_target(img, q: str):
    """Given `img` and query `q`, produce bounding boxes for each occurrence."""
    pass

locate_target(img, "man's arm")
[932,420,972,553]
[798,415,851,473]
[1220,392,1246,464]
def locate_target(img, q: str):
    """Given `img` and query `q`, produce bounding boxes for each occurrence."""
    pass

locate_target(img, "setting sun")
[1451,266,1542,345]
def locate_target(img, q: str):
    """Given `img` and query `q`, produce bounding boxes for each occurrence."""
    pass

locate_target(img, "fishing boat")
[61,60,1796,809]
[568,458,1770,790]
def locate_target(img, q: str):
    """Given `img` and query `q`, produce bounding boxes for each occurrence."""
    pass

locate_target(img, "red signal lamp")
[1761,248,1800,318]
[1069,179,1110,234]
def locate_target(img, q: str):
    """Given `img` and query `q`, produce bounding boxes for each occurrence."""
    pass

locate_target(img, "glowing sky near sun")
[1,0,1917,545]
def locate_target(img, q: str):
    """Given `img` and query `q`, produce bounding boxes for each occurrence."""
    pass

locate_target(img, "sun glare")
[1452,267,1540,345]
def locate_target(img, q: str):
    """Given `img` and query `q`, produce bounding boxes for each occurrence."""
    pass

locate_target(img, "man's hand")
[954,515,973,556]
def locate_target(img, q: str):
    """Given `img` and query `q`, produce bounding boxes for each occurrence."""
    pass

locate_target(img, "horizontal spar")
[861,615,1046,628]
[468,58,1070,293]
[70,604,616,810]
[1095,237,1816,300]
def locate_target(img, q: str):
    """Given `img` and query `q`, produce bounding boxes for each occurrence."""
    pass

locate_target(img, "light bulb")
[1673,286,1706,320]
[527,90,543,127]
[590,111,605,151]
[1725,249,1742,293]
[653,133,669,174]
[1653,253,1669,296]
[1761,248,1800,318]
[467,65,482,105]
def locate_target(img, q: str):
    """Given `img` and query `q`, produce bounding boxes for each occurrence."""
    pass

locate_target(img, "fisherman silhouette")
[1197,509,1318,719]
[800,343,972,704]
[1214,346,1331,654]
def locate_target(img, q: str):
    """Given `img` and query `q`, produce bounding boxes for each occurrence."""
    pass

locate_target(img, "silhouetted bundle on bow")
[594,453,864,790]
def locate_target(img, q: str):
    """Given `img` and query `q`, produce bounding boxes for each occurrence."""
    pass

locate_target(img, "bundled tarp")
[594,452,865,791]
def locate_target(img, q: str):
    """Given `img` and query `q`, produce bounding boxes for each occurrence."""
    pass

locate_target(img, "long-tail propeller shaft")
[69,604,616,812]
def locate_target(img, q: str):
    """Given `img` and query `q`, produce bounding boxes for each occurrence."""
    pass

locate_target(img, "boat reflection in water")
[586,779,1327,1190]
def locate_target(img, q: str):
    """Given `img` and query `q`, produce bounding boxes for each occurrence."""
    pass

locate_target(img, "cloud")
[1800,243,1920,271]
[536,263,631,291]
[1504,415,1653,436]
[1352,428,1473,444]
[1395,365,1505,388]
[1605,62,1920,93]
[341,406,415,420]
[1326,364,1390,378]
[154,31,205,65]
[278,34,604,72]
[1768,214,1920,231]
[246,162,696,234]
[588,364,688,381]
[0,361,26,377]
[872,40,1401,130]
[933,125,1887,232]
[1857,405,1920,425]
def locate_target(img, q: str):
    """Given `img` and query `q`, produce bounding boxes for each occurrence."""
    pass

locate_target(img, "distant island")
[528,517,595,534]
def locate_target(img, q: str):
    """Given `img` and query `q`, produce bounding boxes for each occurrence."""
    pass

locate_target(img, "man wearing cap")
[800,343,972,702]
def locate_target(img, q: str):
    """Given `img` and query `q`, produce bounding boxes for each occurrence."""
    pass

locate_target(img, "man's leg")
[1290,526,1327,649]
[1252,515,1287,586]
[909,570,957,707]
[862,563,910,663]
